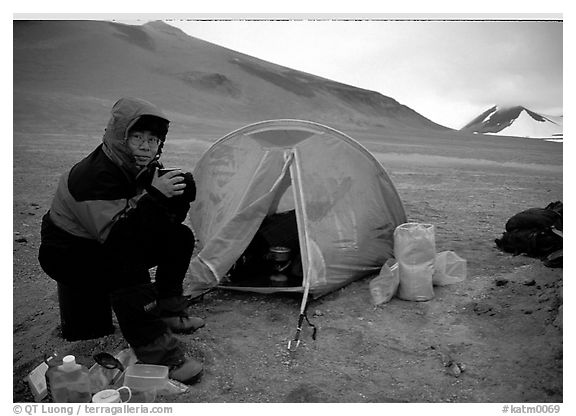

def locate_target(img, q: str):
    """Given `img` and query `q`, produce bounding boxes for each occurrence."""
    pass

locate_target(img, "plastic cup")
[92,386,131,403]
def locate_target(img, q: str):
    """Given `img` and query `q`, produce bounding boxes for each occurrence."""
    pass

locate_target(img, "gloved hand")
[179,172,196,203]
[160,171,195,223]
[141,167,196,224]
[144,168,195,202]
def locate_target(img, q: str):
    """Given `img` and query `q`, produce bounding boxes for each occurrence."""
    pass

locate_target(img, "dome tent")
[185,119,407,301]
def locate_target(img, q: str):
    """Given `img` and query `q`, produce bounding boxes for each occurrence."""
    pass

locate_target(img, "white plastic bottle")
[47,355,92,402]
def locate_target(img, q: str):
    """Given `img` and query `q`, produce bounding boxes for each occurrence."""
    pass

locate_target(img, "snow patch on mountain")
[481,109,496,123]
[463,105,562,141]
[486,110,562,139]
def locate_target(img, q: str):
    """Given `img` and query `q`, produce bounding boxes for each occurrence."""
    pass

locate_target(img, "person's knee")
[38,245,67,283]
[173,224,195,251]
[38,245,53,276]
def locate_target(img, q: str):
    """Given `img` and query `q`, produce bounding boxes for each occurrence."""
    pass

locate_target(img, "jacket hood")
[102,97,170,178]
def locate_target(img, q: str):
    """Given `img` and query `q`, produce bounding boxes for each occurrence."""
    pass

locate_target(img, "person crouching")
[39,97,204,383]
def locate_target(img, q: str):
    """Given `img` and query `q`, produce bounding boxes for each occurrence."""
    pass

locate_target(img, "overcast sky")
[154,18,562,130]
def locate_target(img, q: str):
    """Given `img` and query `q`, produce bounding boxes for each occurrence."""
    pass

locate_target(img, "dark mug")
[158,167,181,177]
[158,168,185,186]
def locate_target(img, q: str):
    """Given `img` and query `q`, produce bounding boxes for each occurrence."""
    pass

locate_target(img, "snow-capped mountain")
[461,105,563,141]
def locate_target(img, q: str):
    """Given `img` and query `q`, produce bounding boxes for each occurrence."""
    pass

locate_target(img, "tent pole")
[287,149,316,350]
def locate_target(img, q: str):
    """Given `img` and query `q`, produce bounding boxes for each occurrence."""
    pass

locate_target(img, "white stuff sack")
[369,260,399,305]
[433,251,467,286]
[394,222,435,301]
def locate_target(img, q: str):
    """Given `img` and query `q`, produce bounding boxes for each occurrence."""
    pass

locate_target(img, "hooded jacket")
[41,97,194,250]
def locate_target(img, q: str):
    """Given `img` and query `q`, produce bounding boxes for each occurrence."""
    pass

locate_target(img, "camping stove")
[267,246,292,286]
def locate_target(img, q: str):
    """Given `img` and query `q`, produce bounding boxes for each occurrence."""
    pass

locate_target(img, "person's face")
[126,130,160,168]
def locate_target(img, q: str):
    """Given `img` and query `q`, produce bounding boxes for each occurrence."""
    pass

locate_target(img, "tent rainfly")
[184,120,406,346]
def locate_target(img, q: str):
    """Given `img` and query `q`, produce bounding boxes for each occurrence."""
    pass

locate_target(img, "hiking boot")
[169,358,203,384]
[161,316,205,334]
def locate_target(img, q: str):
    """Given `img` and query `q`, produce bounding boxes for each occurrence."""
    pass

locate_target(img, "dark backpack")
[495,201,562,264]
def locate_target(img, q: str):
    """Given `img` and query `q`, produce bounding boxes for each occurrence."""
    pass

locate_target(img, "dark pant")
[39,223,195,350]
[40,223,194,297]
